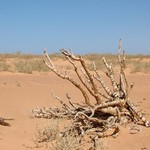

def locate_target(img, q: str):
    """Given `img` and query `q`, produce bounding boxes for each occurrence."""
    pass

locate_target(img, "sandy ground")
[0,71,150,150]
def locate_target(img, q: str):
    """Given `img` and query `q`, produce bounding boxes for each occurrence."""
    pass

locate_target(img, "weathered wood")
[33,40,149,138]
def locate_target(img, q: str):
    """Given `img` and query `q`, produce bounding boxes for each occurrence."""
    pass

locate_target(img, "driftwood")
[32,39,149,138]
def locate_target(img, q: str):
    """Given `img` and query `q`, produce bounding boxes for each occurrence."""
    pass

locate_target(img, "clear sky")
[0,0,150,54]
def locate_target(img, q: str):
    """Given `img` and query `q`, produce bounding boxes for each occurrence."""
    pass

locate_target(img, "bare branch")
[93,62,112,97]
[117,40,129,98]
[66,56,103,104]
[43,51,93,107]
[61,49,102,104]
[102,57,119,94]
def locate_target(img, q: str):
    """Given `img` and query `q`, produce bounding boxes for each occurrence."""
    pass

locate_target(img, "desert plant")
[34,119,84,150]
[32,40,149,147]
[14,59,49,73]
[50,129,82,150]
[130,61,150,73]
[14,60,33,74]
[0,62,11,72]
[35,119,59,143]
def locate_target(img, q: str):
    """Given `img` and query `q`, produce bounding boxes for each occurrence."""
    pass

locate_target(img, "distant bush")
[14,59,49,74]
[14,60,33,74]
[130,61,150,73]
[0,62,11,72]
[0,53,150,74]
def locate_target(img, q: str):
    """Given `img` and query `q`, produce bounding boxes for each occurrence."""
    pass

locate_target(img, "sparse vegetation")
[0,62,11,72]
[0,54,52,73]
[35,118,108,150]
[0,52,150,74]
[129,61,150,73]
[35,119,59,143]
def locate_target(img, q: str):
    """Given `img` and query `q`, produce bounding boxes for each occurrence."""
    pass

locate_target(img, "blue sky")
[0,0,150,54]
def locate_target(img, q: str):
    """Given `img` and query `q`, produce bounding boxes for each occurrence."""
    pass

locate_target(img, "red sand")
[0,72,150,150]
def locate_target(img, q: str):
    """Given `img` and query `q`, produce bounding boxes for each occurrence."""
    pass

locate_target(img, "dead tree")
[32,39,149,138]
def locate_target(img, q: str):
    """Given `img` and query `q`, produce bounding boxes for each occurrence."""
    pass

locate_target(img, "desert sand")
[0,71,150,150]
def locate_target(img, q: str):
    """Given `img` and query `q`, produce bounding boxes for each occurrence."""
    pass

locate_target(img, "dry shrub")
[0,62,11,72]
[51,129,81,150]
[0,53,61,73]
[0,53,150,74]
[130,61,150,73]
[35,118,107,150]
[35,119,59,143]
[32,40,149,149]
[14,59,48,73]
[35,119,81,150]
[14,60,33,74]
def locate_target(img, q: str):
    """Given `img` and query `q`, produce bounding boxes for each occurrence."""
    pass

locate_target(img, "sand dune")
[0,72,150,150]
